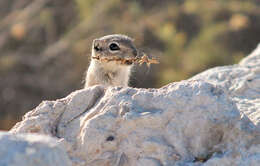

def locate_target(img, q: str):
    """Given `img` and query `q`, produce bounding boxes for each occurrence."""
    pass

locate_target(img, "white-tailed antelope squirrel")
[85,34,137,87]
[85,34,159,88]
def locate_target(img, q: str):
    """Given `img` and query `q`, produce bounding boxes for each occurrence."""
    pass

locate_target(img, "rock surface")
[9,44,260,166]
[191,44,260,129]
[0,132,72,166]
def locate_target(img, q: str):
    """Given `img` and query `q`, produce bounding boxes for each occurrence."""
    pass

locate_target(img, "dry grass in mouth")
[92,55,159,66]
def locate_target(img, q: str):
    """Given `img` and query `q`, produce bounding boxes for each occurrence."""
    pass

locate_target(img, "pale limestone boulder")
[0,132,71,166]
[191,43,260,129]
[10,44,260,166]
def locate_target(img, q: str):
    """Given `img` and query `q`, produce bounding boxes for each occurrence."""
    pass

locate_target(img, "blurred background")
[0,0,259,130]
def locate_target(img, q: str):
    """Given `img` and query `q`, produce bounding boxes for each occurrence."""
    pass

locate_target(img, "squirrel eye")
[109,43,120,51]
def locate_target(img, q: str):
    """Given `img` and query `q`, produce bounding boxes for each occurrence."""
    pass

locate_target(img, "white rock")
[0,132,72,166]
[191,43,260,129]
[10,44,260,166]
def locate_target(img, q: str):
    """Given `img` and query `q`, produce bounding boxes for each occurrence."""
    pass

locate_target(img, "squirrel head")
[92,34,138,65]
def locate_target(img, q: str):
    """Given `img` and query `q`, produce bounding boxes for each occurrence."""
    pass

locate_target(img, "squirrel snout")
[93,40,102,52]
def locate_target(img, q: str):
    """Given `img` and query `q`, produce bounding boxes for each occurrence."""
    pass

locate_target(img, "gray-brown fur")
[84,34,138,88]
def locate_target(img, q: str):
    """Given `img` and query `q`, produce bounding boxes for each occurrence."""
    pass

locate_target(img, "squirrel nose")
[93,40,102,52]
